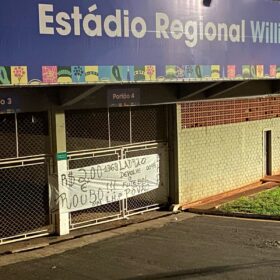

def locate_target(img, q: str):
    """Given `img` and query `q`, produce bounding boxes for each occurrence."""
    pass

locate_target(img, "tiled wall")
[177,96,280,204]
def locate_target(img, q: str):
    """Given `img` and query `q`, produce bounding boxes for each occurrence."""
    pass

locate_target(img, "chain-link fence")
[0,163,50,240]
[131,106,167,143]
[0,114,16,159]
[0,112,52,244]
[110,108,131,146]
[65,106,169,229]
[66,109,109,151]
[68,152,122,228]
[17,112,49,157]
[65,106,168,152]
[0,112,49,160]
[124,144,169,215]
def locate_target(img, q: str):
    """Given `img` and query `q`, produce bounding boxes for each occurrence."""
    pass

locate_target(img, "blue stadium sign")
[0,0,280,86]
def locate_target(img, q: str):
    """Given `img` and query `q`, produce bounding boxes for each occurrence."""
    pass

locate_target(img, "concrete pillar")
[168,104,180,206]
[51,109,70,236]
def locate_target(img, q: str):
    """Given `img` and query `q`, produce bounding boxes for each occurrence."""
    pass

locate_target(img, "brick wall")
[181,97,280,129]
[177,96,280,204]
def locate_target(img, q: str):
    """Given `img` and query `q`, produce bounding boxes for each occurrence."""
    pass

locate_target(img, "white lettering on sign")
[39,4,146,39]
[38,3,280,47]
[155,13,246,48]
[112,93,135,100]
[49,154,160,213]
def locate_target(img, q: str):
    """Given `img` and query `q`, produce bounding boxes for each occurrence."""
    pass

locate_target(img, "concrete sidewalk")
[0,211,197,268]
[1,214,280,279]
[0,210,174,255]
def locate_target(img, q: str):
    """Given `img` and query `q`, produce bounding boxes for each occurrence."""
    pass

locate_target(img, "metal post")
[51,109,70,236]
[15,112,19,158]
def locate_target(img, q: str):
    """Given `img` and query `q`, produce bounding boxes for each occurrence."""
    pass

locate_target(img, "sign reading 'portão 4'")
[1,0,280,86]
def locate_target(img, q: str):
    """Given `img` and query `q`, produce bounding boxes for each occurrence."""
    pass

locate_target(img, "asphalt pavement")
[1,214,280,279]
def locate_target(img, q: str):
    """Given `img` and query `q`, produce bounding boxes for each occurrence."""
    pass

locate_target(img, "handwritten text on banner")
[50,154,160,213]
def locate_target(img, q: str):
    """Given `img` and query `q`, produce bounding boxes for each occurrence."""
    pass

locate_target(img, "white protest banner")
[49,154,160,213]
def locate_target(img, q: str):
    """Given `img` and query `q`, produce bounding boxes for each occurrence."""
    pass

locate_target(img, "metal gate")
[65,106,169,230]
[0,112,53,244]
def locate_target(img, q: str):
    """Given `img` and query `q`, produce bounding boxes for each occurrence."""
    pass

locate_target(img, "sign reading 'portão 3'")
[0,0,280,86]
